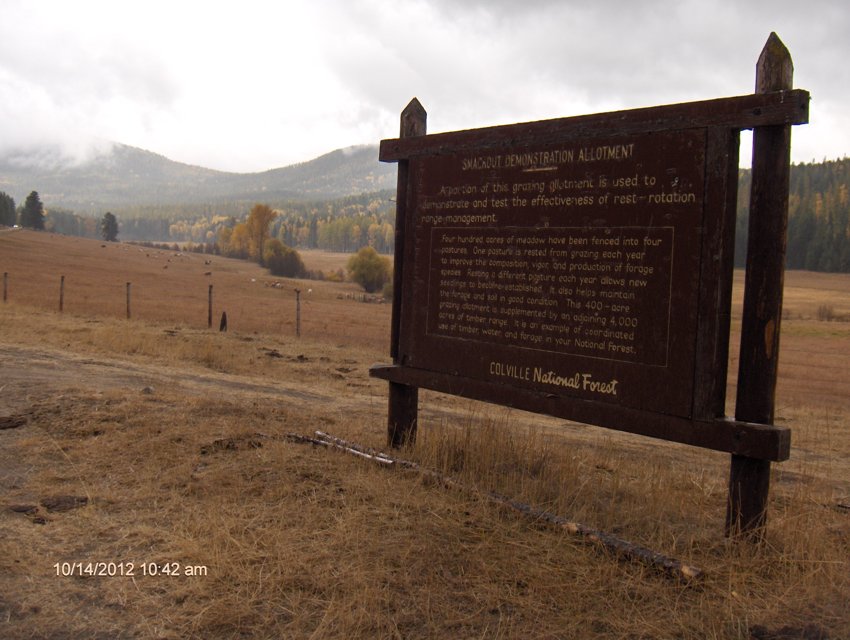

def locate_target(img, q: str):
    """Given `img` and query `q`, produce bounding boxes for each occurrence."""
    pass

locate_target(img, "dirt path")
[0,342,330,407]
[0,341,344,498]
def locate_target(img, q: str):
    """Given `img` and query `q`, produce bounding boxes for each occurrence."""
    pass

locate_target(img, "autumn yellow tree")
[228,223,251,259]
[246,204,278,266]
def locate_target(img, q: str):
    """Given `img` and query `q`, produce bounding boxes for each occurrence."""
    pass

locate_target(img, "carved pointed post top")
[400,98,427,138]
[756,32,793,93]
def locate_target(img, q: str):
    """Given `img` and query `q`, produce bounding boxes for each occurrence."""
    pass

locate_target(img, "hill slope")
[0,143,396,213]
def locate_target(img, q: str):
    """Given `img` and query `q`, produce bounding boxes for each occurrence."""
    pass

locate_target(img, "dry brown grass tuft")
[1,229,849,638]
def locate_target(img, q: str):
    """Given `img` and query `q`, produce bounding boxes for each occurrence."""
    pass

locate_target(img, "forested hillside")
[123,157,850,273]
[736,157,850,271]
[3,155,849,273]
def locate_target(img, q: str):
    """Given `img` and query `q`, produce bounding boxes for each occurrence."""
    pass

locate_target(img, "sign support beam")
[727,32,795,540]
[387,98,426,448]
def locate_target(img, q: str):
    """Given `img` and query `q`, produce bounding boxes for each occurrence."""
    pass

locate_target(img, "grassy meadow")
[0,228,848,639]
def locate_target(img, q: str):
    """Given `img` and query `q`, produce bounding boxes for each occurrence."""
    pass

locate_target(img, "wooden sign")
[404,129,704,419]
[372,33,809,538]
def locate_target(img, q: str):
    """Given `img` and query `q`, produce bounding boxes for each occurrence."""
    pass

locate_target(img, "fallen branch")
[285,432,394,465]
[288,430,704,583]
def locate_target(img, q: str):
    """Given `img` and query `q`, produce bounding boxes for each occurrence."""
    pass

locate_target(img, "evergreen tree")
[0,191,15,226]
[101,212,119,242]
[308,214,319,249]
[20,191,45,230]
[735,158,850,273]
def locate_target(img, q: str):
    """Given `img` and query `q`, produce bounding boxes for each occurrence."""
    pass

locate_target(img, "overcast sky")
[1,0,846,173]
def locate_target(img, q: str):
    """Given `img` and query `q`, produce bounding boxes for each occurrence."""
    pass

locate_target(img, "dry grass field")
[1,228,849,639]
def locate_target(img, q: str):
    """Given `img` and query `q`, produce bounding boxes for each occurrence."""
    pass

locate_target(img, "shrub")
[817,304,835,322]
[347,247,391,293]
[264,239,306,278]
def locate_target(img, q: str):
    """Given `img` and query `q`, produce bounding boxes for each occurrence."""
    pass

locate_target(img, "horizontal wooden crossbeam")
[379,90,809,162]
[370,364,790,461]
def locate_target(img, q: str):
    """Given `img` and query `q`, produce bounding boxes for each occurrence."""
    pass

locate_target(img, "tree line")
[1,191,48,230]
[169,202,389,291]
[4,158,850,273]
[1,190,119,241]
[736,157,850,271]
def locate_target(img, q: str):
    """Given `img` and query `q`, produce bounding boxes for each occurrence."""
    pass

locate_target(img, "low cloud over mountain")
[0,143,396,213]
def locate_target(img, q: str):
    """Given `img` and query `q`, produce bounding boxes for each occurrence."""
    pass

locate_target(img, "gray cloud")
[0,0,845,171]
[0,0,178,167]
[320,1,845,165]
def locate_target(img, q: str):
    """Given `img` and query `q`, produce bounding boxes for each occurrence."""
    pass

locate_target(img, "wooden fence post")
[727,32,794,540]
[126,282,131,319]
[3,272,7,303]
[294,288,301,338]
[387,98,427,448]
[59,275,65,313]
[208,284,213,329]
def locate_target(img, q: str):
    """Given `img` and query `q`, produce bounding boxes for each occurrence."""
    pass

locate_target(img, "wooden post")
[387,98,426,448]
[59,275,65,313]
[727,33,794,540]
[389,382,419,448]
[3,272,7,302]
[294,288,301,338]
[208,284,213,329]
[126,282,131,319]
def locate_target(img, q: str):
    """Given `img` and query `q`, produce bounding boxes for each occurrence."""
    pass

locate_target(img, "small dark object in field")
[8,504,38,515]
[750,623,831,639]
[40,495,88,513]
[0,415,27,430]
[220,311,228,332]
[200,434,267,455]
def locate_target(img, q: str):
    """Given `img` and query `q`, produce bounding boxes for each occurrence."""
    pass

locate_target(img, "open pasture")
[0,230,390,351]
[0,228,848,639]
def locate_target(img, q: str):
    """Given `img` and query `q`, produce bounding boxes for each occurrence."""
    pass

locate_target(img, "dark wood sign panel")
[374,85,808,466]
[402,130,705,418]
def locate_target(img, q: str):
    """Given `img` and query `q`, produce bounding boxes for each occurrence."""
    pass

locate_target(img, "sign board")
[372,89,808,463]
[405,129,704,418]
[373,33,811,539]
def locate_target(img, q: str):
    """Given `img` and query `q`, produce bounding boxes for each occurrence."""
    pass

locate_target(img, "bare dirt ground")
[0,340,325,499]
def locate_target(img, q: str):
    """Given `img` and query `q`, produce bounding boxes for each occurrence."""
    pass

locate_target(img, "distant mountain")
[0,143,396,214]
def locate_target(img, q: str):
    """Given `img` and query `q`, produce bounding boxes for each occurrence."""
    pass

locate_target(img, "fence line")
[2,272,307,337]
